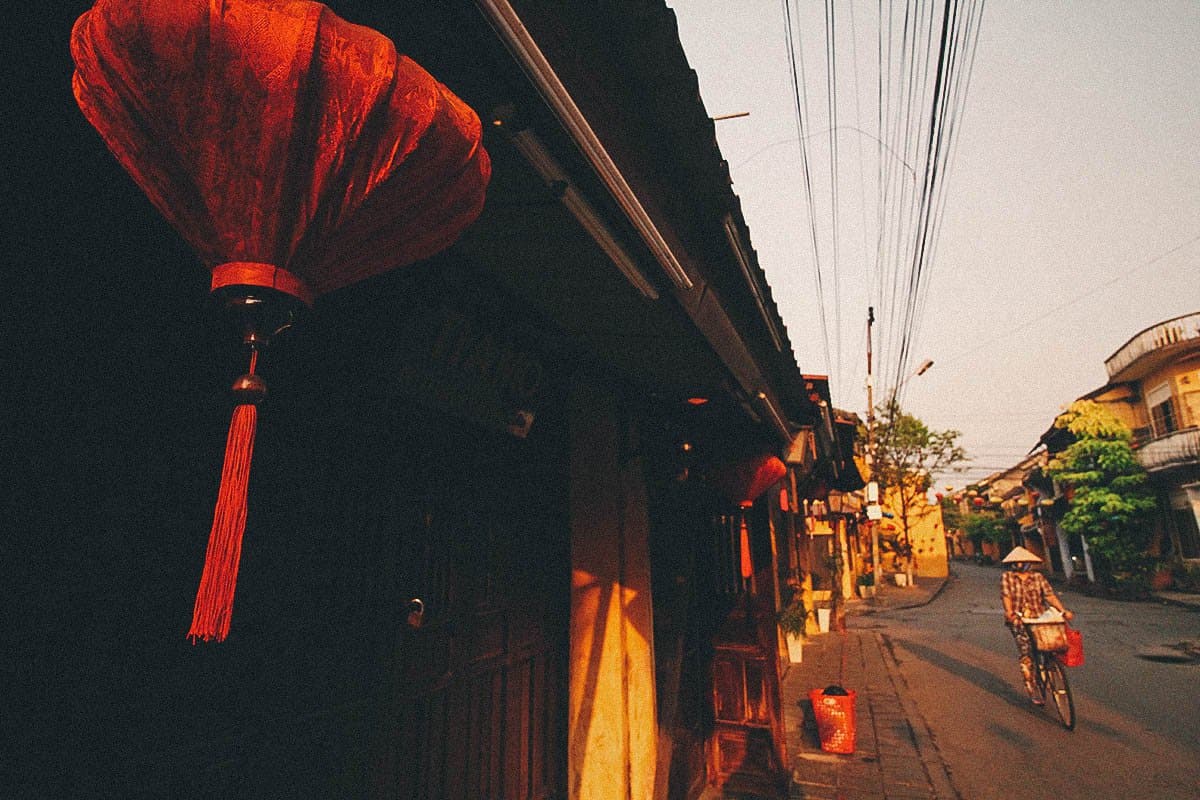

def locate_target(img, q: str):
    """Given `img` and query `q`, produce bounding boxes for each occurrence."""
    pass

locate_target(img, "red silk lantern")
[711,453,789,508]
[709,453,786,585]
[72,0,491,642]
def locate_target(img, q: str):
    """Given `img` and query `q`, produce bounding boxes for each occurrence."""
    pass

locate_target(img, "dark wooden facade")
[12,2,824,798]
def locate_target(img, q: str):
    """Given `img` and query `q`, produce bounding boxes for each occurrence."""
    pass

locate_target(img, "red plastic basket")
[809,688,857,754]
[1063,625,1084,667]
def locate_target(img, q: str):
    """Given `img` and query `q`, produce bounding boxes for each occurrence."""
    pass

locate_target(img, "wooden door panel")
[376,492,564,799]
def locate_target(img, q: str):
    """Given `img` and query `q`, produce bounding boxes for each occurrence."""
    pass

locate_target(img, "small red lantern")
[710,453,788,509]
[709,454,787,583]
[72,0,491,642]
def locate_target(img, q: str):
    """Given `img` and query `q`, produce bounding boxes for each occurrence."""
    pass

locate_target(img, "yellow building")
[1042,312,1200,565]
[880,484,950,579]
[1095,314,1200,560]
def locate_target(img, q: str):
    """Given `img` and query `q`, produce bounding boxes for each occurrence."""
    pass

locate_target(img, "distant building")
[970,453,1069,573]
[1041,312,1200,565]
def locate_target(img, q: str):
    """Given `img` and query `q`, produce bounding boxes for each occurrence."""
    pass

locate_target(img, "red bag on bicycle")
[1063,624,1084,667]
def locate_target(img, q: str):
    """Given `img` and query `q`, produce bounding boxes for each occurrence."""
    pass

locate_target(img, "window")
[1179,370,1200,428]
[1170,510,1200,559]
[1183,391,1200,429]
[1169,488,1200,559]
[1147,382,1178,437]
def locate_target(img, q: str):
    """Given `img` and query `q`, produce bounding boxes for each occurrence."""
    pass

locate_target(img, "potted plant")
[777,598,808,663]
[815,604,832,633]
[857,571,876,598]
[1151,561,1174,591]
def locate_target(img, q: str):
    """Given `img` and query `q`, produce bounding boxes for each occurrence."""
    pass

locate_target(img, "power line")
[876,0,984,410]
[782,0,833,375]
[772,1,984,410]
[825,0,843,387]
[938,232,1200,366]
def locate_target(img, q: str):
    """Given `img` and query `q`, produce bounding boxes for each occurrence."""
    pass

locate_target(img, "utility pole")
[866,307,880,586]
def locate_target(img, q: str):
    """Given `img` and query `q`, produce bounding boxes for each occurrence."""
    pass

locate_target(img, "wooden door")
[366,421,568,799]
[707,509,789,797]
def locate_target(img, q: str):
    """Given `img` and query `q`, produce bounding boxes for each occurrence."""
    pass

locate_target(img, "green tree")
[940,496,967,535]
[1046,400,1157,596]
[962,511,1017,561]
[873,405,966,580]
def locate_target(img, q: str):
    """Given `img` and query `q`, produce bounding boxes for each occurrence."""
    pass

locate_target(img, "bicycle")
[1023,618,1076,730]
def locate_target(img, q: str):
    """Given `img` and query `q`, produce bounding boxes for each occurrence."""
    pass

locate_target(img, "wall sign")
[382,302,548,437]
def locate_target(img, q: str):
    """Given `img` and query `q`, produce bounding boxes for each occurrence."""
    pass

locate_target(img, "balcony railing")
[1135,427,1200,473]
[1105,312,1200,380]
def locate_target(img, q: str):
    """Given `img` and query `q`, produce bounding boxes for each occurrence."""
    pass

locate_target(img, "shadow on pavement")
[886,636,1031,714]
[984,720,1037,749]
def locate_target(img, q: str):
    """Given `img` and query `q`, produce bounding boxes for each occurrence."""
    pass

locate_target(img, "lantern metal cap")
[211,283,306,348]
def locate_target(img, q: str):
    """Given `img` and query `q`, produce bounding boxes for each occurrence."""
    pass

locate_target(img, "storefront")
[15,2,826,797]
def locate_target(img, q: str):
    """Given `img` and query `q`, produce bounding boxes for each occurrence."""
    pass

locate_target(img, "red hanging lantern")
[72,0,491,642]
[710,453,789,509]
[709,453,787,583]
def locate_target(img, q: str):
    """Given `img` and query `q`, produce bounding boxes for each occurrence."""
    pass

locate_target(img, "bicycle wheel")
[1043,657,1075,730]
[1033,655,1050,706]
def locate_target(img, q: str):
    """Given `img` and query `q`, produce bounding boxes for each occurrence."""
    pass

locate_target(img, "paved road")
[866,562,1200,798]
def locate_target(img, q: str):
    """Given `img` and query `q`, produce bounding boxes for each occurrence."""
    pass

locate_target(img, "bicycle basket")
[1027,620,1069,652]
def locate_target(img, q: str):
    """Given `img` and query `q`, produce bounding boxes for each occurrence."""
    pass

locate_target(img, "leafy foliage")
[873,405,965,565]
[776,598,808,636]
[777,572,808,635]
[940,496,967,533]
[1170,561,1200,592]
[963,511,1017,551]
[1047,400,1157,595]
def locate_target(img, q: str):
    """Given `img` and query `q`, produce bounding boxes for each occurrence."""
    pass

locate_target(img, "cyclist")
[1000,546,1074,704]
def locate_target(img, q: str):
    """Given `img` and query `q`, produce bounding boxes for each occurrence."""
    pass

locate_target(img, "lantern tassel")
[189,351,264,643]
[739,516,754,580]
[189,404,257,642]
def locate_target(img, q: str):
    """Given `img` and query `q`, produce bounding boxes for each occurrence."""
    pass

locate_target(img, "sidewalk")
[1152,589,1200,611]
[849,573,951,617]
[1045,569,1200,612]
[780,575,957,800]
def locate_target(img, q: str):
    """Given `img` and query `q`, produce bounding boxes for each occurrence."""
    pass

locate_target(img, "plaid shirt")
[1001,570,1059,619]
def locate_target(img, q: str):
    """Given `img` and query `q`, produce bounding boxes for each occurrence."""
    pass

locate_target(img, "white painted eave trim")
[724,214,784,352]
[476,0,693,291]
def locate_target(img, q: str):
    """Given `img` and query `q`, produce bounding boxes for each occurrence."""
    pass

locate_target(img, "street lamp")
[888,358,934,411]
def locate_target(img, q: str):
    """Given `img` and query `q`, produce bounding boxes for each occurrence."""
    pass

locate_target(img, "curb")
[877,632,962,799]
[1152,592,1200,611]
[852,575,952,615]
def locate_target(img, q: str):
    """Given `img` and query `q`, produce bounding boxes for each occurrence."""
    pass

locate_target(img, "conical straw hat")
[1002,546,1043,564]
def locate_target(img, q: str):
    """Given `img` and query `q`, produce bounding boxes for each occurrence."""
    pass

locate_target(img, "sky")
[668,0,1200,488]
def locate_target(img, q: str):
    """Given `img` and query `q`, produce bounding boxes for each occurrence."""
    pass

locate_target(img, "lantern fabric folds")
[71,0,491,302]
[711,454,789,509]
[708,454,787,584]
[71,0,491,642]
